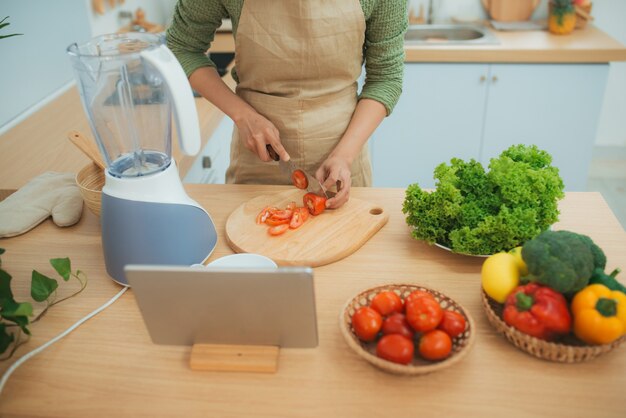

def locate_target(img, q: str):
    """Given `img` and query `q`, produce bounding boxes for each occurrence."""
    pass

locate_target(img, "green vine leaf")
[0,267,14,306]
[2,314,30,335]
[1,298,33,317]
[0,324,15,354]
[50,258,71,281]
[31,271,58,302]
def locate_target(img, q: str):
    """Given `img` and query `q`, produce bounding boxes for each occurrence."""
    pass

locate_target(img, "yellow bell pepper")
[571,284,626,345]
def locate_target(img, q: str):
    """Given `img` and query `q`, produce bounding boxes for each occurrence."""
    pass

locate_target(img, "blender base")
[101,193,217,286]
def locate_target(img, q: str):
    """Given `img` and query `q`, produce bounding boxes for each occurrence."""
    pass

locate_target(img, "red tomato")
[351,307,383,342]
[289,210,304,229]
[405,296,443,332]
[303,193,326,216]
[265,217,290,226]
[437,310,467,339]
[370,291,404,316]
[418,330,452,361]
[297,207,309,222]
[382,313,414,339]
[376,334,415,365]
[270,209,293,220]
[405,289,436,305]
[292,170,308,190]
[256,206,277,224]
[267,224,289,236]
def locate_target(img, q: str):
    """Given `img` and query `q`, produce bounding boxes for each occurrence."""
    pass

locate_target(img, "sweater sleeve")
[360,0,408,116]
[166,0,229,78]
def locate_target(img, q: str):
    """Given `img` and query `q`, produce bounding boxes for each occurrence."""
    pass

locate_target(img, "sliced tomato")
[265,217,290,226]
[289,210,305,229]
[256,206,277,224]
[269,209,293,220]
[292,170,308,190]
[297,207,309,222]
[286,201,297,211]
[303,193,326,216]
[268,224,289,236]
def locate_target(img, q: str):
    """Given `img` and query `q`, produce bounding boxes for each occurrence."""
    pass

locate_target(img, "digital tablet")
[125,265,318,348]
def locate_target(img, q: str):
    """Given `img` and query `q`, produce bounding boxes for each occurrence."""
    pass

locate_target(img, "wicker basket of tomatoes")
[481,230,626,363]
[340,284,476,375]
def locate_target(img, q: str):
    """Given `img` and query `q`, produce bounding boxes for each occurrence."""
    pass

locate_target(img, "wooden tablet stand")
[190,344,280,373]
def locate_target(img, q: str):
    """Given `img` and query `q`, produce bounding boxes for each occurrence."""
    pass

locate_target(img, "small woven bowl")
[340,284,476,375]
[76,163,105,217]
[481,289,626,363]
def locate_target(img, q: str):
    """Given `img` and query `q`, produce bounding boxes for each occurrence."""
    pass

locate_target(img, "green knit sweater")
[166,0,407,115]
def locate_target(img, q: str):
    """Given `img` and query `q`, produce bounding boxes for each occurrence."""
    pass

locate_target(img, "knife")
[266,145,334,198]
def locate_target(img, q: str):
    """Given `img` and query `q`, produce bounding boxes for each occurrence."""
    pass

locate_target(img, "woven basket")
[76,163,104,217]
[482,289,625,363]
[340,284,476,375]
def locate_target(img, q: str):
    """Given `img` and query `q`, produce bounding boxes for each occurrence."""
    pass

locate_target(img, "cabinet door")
[183,116,233,184]
[481,64,609,191]
[370,64,489,188]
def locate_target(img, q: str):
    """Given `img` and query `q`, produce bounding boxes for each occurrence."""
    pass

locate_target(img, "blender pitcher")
[67,33,217,285]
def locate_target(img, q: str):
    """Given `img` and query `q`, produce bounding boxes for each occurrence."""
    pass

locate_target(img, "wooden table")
[1,186,625,417]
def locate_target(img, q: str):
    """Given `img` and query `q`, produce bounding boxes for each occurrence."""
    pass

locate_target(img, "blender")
[67,33,217,285]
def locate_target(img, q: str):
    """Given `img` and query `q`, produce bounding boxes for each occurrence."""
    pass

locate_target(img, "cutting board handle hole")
[369,208,383,216]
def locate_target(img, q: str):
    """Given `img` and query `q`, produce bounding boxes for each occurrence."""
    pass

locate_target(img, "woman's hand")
[315,155,352,209]
[234,109,289,162]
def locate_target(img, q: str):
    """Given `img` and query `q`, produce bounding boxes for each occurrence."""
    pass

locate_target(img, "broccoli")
[521,230,599,294]
[402,144,565,255]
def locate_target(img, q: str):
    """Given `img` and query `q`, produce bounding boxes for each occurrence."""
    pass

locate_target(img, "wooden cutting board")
[225,189,389,267]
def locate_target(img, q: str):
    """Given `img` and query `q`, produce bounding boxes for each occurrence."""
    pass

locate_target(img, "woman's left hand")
[315,155,352,209]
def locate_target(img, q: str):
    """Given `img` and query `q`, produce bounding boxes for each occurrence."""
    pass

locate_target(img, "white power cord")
[0,286,129,395]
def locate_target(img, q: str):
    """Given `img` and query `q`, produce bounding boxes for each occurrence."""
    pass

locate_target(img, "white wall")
[0,0,91,130]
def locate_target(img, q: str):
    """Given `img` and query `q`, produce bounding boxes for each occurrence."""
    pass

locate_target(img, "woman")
[167,0,407,208]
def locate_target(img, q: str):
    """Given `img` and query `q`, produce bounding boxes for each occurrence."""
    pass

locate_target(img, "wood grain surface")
[225,189,389,266]
[0,186,625,418]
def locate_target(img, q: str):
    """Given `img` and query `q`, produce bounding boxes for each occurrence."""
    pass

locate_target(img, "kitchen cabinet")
[370,63,609,190]
[183,117,233,184]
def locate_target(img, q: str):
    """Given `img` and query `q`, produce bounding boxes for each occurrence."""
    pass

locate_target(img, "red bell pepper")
[503,283,571,341]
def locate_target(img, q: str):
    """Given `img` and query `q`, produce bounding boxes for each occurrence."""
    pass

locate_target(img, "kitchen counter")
[1,185,625,417]
[210,25,626,63]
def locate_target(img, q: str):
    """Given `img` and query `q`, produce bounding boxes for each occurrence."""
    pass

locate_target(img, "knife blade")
[266,144,332,198]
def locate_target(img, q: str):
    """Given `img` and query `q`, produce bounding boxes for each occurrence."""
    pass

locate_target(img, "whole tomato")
[382,313,414,339]
[370,291,404,316]
[406,296,443,332]
[351,307,382,342]
[405,289,436,305]
[418,330,452,361]
[376,334,414,365]
[437,310,467,339]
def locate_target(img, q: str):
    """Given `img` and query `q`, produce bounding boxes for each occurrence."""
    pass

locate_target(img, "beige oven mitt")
[0,172,83,238]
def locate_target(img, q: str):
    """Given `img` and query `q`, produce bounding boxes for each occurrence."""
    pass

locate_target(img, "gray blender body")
[102,195,217,285]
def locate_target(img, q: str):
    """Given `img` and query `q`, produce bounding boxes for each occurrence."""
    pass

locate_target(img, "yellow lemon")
[509,246,529,277]
[481,252,520,303]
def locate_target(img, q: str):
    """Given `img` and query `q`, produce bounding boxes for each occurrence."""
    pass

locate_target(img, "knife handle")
[266,144,280,162]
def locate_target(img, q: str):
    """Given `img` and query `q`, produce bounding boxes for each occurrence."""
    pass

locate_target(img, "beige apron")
[225,0,372,186]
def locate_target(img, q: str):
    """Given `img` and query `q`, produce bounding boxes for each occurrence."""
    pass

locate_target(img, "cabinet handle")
[492,75,498,83]
[480,75,487,83]
[202,156,212,169]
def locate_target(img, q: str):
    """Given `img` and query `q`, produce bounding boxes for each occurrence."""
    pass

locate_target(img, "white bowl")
[192,253,277,269]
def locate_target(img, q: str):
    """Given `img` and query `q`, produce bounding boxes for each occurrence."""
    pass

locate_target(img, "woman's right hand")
[234,109,290,162]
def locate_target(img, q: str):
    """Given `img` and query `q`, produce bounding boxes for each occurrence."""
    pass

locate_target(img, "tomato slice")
[270,209,293,220]
[289,210,305,229]
[292,170,309,190]
[265,216,290,226]
[303,193,326,216]
[286,201,297,211]
[297,206,309,222]
[268,224,289,236]
[256,206,277,224]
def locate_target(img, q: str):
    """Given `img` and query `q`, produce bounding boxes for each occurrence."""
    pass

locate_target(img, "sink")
[404,24,499,45]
